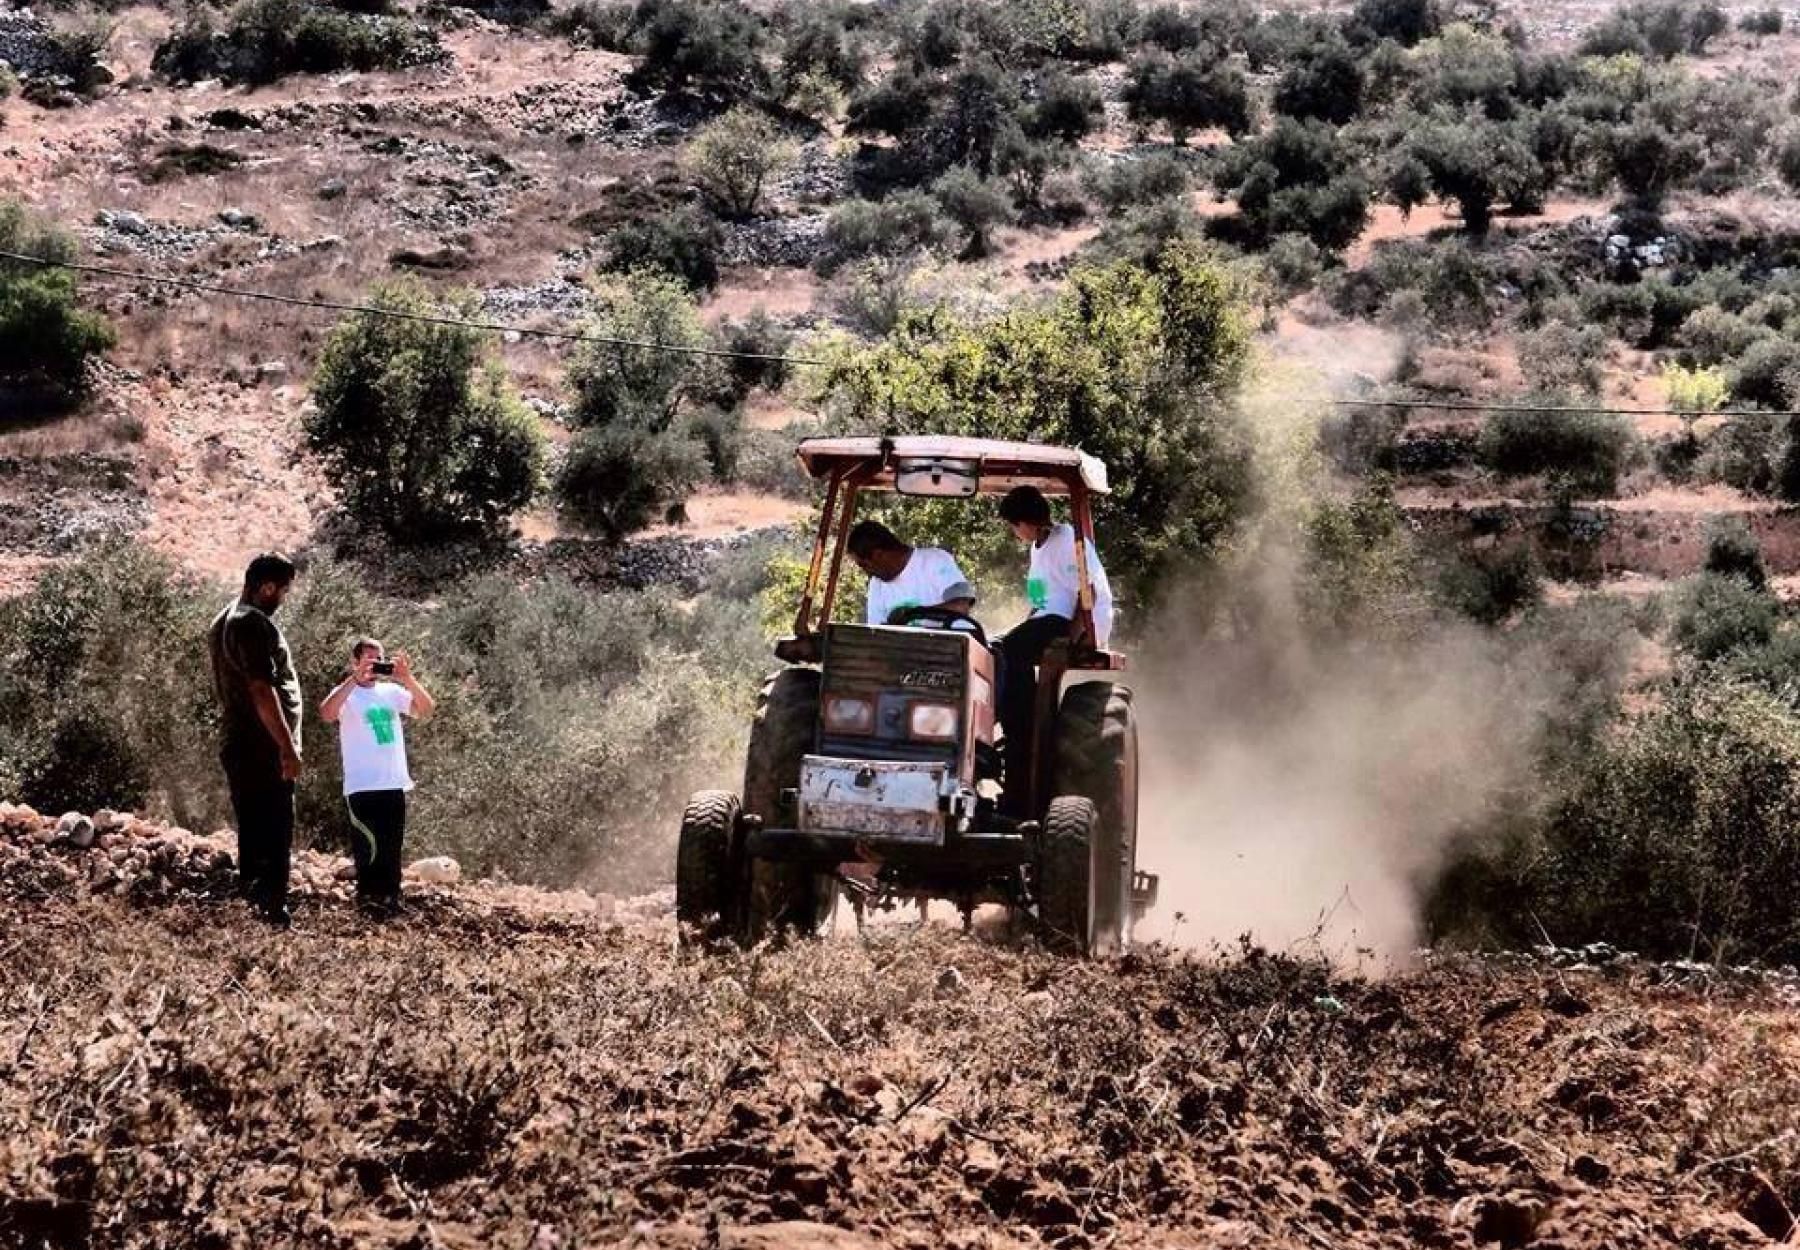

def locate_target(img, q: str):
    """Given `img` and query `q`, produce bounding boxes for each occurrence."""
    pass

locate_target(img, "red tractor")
[675,436,1155,955]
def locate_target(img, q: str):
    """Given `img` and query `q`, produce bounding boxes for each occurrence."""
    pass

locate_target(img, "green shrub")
[1518,322,1609,395]
[1740,8,1784,35]
[1085,152,1192,210]
[815,192,957,275]
[1699,413,1784,495]
[1025,68,1103,141]
[1730,335,1800,409]
[1702,515,1768,590]
[712,310,794,396]
[627,0,769,100]
[1263,233,1325,295]
[1779,131,1800,193]
[1532,680,1800,963]
[930,165,1015,258]
[1347,0,1441,47]
[556,424,709,536]
[1122,47,1254,142]
[153,0,445,84]
[568,271,713,428]
[1272,33,1364,125]
[847,56,1022,183]
[0,543,221,828]
[550,0,637,49]
[306,281,545,540]
[778,6,866,96]
[1661,360,1731,411]
[684,106,797,219]
[1671,571,1778,661]
[1477,405,1634,495]
[1437,545,1543,625]
[1598,120,1704,206]
[1216,117,1370,252]
[1386,109,1548,236]
[0,203,114,411]
[598,209,723,293]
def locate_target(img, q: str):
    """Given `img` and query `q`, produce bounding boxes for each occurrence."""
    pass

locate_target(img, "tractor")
[674,436,1155,955]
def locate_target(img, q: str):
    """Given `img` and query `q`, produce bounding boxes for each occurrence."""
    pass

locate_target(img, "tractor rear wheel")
[675,790,741,945]
[1037,796,1122,956]
[1054,681,1137,948]
[742,668,834,942]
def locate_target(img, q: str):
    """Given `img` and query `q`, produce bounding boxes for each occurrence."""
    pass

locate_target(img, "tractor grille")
[820,625,967,764]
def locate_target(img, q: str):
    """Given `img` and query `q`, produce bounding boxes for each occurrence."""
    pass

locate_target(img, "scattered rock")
[56,812,95,849]
[217,207,261,231]
[1471,1192,1552,1248]
[318,178,348,200]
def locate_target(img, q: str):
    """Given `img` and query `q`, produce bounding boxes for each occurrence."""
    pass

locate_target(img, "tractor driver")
[994,486,1114,797]
[847,520,978,628]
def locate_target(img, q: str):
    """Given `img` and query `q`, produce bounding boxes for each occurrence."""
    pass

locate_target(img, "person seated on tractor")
[847,520,978,628]
[993,486,1115,789]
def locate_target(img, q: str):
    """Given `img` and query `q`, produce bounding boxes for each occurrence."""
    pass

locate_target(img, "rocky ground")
[2,803,1797,1249]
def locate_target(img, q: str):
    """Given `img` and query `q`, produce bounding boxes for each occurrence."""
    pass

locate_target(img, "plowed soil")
[2,809,1798,1249]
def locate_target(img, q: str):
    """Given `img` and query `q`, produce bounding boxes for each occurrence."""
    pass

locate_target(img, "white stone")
[409,855,461,885]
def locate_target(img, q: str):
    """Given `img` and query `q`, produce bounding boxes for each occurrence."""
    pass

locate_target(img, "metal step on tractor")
[675,436,1157,955]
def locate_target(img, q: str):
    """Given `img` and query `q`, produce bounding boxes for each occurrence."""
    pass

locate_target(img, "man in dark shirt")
[208,553,304,927]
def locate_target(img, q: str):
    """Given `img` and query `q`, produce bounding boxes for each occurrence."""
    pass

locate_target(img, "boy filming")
[319,639,435,916]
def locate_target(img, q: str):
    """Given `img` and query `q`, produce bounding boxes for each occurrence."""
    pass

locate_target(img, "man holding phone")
[319,638,435,916]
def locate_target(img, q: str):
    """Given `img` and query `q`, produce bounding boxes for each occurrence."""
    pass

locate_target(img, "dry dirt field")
[3,807,1799,1249]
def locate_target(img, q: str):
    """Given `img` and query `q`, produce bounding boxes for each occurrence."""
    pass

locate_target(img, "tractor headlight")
[824,695,875,734]
[909,703,960,741]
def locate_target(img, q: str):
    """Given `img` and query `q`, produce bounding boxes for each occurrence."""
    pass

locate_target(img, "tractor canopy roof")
[795,436,1110,498]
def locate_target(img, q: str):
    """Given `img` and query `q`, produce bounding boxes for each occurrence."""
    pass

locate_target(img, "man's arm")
[249,680,303,780]
[394,651,435,722]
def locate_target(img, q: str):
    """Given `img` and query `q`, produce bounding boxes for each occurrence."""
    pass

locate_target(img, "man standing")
[208,553,303,927]
[847,520,977,625]
[994,487,1114,803]
[319,639,435,917]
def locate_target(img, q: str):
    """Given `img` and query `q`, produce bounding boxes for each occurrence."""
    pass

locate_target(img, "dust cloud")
[1131,611,1542,966]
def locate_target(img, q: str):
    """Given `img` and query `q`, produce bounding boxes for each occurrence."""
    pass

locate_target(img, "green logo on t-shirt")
[1027,576,1048,611]
[365,705,398,746]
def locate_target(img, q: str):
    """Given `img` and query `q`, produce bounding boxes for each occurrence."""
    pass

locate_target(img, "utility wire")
[0,248,831,366]
[1331,396,1800,419]
[10,247,1800,420]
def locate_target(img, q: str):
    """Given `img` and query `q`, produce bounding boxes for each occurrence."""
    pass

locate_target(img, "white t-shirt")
[338,682,415,796]
[866,547,975,626]
[1027,523,1114,646]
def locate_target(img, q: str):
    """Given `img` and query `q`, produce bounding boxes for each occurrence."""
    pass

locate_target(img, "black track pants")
[345,789,407,905]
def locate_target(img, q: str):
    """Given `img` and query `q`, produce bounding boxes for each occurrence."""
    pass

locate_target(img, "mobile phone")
[372,660,396,677]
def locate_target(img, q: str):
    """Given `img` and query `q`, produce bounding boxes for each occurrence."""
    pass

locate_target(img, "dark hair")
[352,637,383,661]
[847,520,906,559]
[998,485,1052,527]
[242,553,297,591]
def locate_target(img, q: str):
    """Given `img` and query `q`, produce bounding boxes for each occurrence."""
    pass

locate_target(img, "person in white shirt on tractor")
[846,520,978,626]
[994,485,1114,801]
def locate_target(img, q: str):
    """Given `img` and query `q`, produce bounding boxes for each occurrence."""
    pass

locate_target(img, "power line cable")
[1330,396,1800,419]
[0,248,831,366]
[10,247,1800,419]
